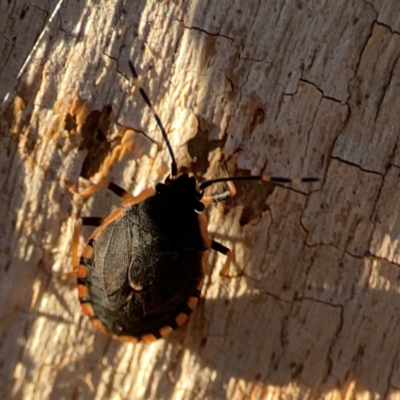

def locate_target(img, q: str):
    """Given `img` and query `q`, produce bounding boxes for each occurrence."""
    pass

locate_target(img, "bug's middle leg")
[211,239,234,277]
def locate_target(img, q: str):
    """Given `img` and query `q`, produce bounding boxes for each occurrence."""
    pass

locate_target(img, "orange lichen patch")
[77,284,89,299]
[94,129,138,180]
[220,249,234,278]
[159,326,174,338]
[77,264,88,279]
[82,245,94,258]
[90,208,123,240]
[175,313,189,327]
[80,303,95,316]
[13,95,26,115]
[196,276,205,292]
[9,95,27,134]
[121,188,156,208]
[69,97,91,129]
[187,297,199,310]
[90,318,109,335]
[141,334,157,343]
[197,213,211,249]
[114,335,138,343]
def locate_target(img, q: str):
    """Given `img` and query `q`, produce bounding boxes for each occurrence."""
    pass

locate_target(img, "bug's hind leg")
[211,240,235,277]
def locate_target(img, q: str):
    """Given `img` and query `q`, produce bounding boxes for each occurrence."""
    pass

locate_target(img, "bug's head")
[155,173,205,212]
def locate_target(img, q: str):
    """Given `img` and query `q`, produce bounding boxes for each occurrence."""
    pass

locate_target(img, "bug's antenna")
[199,175,319,205]
[128,61,178,177]
[199,175,319,190]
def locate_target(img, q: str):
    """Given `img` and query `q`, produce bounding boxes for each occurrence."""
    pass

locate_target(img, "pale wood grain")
[1,1,400,399]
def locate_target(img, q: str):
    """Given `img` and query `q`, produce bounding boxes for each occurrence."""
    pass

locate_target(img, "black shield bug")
[72,61,318,343]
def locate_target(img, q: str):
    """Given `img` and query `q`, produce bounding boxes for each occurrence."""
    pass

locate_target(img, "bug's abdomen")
[77,202,209,342]
[88,248,207,342]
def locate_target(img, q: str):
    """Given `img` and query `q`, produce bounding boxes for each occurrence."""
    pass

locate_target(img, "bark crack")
[298,78,343,105]
[354,21,375,75]
[29,3,49,15]
[330,155,384,178]
[296,296,344,310]
[371,13,400,36]
[170,17,234,42]
[362,0,378,17]
[374,49,400,123]
[384,355,397,399]
[323,303,344,385]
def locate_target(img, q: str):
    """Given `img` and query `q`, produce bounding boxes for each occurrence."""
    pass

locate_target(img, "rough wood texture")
[1,1,400,399]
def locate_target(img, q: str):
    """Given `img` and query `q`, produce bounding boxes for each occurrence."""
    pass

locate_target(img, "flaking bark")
[1,1,400,399]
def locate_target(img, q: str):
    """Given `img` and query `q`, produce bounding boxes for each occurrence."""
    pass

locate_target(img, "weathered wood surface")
[1,0,400,399]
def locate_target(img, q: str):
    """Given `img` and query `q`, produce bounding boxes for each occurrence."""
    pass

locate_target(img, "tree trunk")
[1,0,400,399]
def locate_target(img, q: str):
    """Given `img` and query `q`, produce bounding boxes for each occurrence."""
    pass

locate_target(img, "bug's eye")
[195,202,205,213]
[155,183,166,193]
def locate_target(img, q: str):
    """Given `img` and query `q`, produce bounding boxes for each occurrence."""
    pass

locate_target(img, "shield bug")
[72,61,318,343]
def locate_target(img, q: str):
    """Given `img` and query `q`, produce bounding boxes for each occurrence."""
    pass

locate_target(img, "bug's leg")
[72,217,104,270]
[64,178,109,199]
[76,179,135,200]
[211,240,234,277]
[66,176,155,206]
[105,181,135,200]
[211,239,231,256]
[120,187,156,207]
[65,177,135,200]
[201,181,236,206]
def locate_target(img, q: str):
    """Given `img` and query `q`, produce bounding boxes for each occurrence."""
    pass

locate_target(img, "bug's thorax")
[155,173,203,212]
[128,173,207,251]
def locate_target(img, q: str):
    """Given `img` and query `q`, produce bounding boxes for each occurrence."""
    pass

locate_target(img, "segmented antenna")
[199,175,319,191]
[128,61,178,177]
[199,175,319,205]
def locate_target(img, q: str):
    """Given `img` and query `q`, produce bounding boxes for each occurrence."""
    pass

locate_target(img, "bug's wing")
[92,216,134,311]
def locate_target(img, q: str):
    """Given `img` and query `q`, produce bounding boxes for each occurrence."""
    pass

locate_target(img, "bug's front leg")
[65,176,156,207]
[201,181,236,206]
